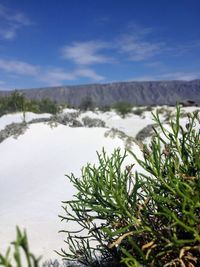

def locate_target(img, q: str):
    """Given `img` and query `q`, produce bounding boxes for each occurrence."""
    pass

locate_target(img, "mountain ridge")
[0,79,200,106]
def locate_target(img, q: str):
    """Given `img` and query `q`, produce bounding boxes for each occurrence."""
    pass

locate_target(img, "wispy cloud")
[168,41,200,57]
[95,16,110,25]
[62,41,112,65]
[118,36,164,61]
[40,68,105,85]
[61,26,165,65]
[74,68,104,81]
[131,72,200,81]
[0,80,13,90]
[61,23,200,70]
[116,24,165,61]
[0,58,105,86]
[0,59,39,75]
[158,72,200,81]
[0,4,32,40]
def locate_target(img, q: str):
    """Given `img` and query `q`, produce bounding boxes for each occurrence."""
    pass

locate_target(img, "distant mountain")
[0,80,200,106]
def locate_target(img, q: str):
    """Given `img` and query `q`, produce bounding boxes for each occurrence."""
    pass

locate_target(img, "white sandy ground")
[76,106,200,137]
[0,106,200,262]
[79,111,153,137]
[0,112,51,131]
[0,122,142,261]
[1,106,200,136]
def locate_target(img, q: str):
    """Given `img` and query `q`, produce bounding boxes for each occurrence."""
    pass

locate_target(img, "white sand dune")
[0,122,140,260]
[0,106,199,261]
[0,112,51,131]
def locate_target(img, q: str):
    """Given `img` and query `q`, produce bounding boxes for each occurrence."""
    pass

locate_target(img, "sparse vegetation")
[79,96,95,111]
[132,106,153,117]
[135,123,156,143]
[98,105,111,112]
[0,90,60,117]
[113,101,133,118]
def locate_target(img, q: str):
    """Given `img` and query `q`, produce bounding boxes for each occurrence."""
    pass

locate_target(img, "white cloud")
[61,24,200,69]
[0,4,30,25]
[61,30,164,65]
[0,28,17,40]
[0,58,105,86]
[117,33,165,61]
[74,69,104,81]
[0,80,13,90]
[131,72,200,81]
[0,4,31,40]
[158,72,200,81]
[62,41,112,65]
[40,69,76,85]
[0,59,39,75]
[40,68,105,85]
[130,75,158,81]
[168,41,200,57]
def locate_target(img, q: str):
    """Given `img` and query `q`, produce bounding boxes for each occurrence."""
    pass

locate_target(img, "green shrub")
[98,105,111,112]
[79,96,95,111]
[113,102,132,118]
[60,106,200,266]
[0,227,41,267]
[37,98,60,114]
[0,91,26,116]
[132,106,153,117]
[0,92,60,116]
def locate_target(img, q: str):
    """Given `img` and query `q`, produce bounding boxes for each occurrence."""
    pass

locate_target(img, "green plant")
[132,106,153,117]
[37,98,60,114]
[60,106,200,266]
[0,93,61,116]
[98,105,111,112]
[0,227,41,267]
[79,96,95,111]
[113,102,132,118]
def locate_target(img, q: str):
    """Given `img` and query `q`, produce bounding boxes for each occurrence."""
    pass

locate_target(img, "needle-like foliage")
[60,106,200,267]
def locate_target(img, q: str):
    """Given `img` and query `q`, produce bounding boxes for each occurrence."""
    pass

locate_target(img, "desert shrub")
[113,102,132,118]
[79,96,94,111]
[135,123,156,142]
[0,97,9,116]
[0,92,60,116]
[82,116,105,128]
[7,91,26,113]
[132,106,153,117]
[0,91,26,117]
[98,105,111,112]
[132,108,144,117]
[0,227,41,267]
[37,98,60,114]
[60,106,200,266]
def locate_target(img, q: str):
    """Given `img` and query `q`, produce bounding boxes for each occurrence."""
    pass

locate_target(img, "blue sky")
[0,0,200,90]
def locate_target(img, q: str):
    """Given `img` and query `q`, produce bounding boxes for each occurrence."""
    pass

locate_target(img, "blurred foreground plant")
[60,106,200,266]
[0,227,41,267]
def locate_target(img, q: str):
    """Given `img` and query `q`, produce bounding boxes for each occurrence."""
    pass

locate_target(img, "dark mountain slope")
[0,80,200,106]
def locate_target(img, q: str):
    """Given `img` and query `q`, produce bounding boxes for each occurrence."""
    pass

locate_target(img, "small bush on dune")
[60,106,200,266]
[98,105,111,112]
[79,96,95,111]
[0,91,61,116]
[113,102,133,118]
